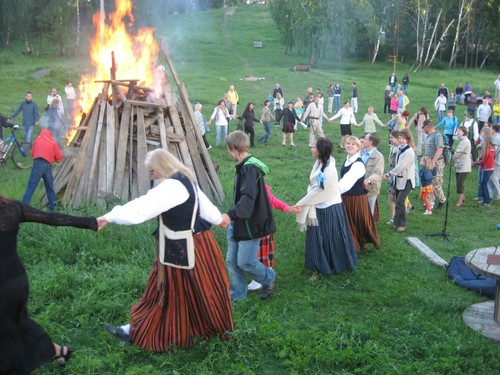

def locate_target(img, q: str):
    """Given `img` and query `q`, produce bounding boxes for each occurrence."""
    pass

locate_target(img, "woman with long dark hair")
[295,138,358,281]
[240,102,260,147]
[0,196,97,373]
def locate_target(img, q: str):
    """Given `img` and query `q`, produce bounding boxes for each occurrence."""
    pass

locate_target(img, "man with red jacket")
[22,128,63,211]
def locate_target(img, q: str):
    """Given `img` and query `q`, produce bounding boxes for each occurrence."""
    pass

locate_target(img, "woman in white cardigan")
[295,138,358,281]
[453,126,472,207]
[384,129,415,232]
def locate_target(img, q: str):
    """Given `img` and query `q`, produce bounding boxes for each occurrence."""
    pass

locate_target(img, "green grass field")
[1,5,499,374]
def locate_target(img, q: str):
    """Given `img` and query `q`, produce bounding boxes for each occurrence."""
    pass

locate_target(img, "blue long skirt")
[305,203,358,274]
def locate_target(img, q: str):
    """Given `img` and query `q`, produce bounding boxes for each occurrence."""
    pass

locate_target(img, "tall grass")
[0,4,499,374]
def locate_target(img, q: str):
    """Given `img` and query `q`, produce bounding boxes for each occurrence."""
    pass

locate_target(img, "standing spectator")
[455,83,464,104]
[333,83,342,113]
[407,107,430,156]
[434,92,447,122]
[360,133,385,217]
[398,89,410,113]
[294,137,358,280]
[338,136,380,251]
[240,102,260,148]
[389,93,399,115]
[223,131,277,300]
[494,75,500,101]
[317,92,325,125]
[327,84,335,113]
[273,92,284,126]
[303,87,314,108]
[418,156,437,215]
[99,149,233,351]
[386,130,400,225]
[64,81,76,118]
[293,97,304,129]
[46,88,64,115]
[0,196,97,374]
[436,109,459,149]
[490,124,500,199]
[494,98,500,124]
[277,101,301,146]
[258,99,275,145]
[272,83,283,99]
[460,111,480,161]
[383,86,392,114]
[423,120,447,209]
[194,103,211,150]
[437,83,449,98]
[303,95,329,148]
[402,74,410,94]
[223,93,232,115]
[9,91,39,144]
[356,106,385,133]
[477,99,492,133]
[351,82,358,114]
[227,85,239,115]
[448,91,457,113]
[453,126,472,206]
[22,127,63,212]
[208,99,230,146]
[472,134,495,206]
[384,129,416,232]
[389,72,397,93]
[330,101,357,149]
[466,92,478,117]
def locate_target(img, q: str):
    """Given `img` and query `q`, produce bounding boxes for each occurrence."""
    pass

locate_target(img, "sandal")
[54,345,73,367]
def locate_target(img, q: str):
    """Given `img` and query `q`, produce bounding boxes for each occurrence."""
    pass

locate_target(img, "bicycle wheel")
[12,142,33,169]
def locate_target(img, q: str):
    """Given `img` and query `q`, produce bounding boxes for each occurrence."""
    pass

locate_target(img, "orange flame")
[70,0,159,142]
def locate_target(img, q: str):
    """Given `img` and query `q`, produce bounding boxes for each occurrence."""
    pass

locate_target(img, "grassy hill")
[0,4,499,374]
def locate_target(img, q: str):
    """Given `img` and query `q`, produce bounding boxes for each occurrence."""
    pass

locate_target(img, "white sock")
[120,324,131,335]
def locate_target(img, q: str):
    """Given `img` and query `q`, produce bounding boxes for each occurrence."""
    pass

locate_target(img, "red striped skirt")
[257,234,275,268]
[342,194,381,252]
[129,230,234,352]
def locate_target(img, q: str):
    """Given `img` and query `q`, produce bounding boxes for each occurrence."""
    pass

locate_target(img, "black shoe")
[435,202,445,209]
[104,323,132,343]
[260,282,275,300]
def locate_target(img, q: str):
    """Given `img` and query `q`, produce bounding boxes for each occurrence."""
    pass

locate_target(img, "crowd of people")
[2,74,500,374]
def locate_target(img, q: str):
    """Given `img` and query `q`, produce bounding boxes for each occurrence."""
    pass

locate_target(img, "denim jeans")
[480,170,493,204]
[258,121,271,144]
[334,96,341,112]
[23,158,56,210]
[437,110,445,122]
[24,125,34,144]
[226,224,276,300]
[215,124,228,146]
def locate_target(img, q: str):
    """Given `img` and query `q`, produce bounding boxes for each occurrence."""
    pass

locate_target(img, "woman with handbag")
[98,149,233,352]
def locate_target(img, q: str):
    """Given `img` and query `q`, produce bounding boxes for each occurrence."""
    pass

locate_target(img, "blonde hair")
[420,156,434,170]
[145,148,194,181]
[344,135,361,149]
[226,130,250,153]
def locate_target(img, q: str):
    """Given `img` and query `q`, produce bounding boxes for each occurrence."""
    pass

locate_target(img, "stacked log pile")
[46,44,224,209]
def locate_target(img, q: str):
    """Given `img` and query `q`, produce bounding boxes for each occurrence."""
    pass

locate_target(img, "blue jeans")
[334,96,341,112]
[479,169,493,204]
[215,124,228,146]
[23,158,56,210]
[402,84,408,94]
[437,110,445,122]
[258,121,271,144]
[226,224,276,300]
[24,125,34,144]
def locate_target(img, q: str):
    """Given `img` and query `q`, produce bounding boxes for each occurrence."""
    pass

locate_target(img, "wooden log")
[135,107,150,195]
[406,237,449,268]
[126,99,168,109]
[105,103,116,194]
[113,102,132,199]
[157,109,168,148]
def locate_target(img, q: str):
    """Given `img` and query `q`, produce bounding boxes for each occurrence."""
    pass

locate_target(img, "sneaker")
[260,282,275,300]
[424,210,432,215]
[247,280,262,291]
[104,323,131,343]
[386,219,394,225]
[207,145,212,150]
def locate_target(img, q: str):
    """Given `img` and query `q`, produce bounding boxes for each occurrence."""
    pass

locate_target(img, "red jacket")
[31,129,63,165]
[479,146,495,171]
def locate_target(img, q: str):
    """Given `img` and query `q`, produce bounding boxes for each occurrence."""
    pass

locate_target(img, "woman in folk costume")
[295,138,358,282]
[338,136,381,252]
[98,149,233,352]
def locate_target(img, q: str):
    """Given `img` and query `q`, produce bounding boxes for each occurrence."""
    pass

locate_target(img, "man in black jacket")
[222,131,277,300]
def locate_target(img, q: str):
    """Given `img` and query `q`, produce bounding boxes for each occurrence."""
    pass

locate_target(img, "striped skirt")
[305,203,358,274]
[257,234,275,268]
[129,230,234,352]
[342,194,381,252]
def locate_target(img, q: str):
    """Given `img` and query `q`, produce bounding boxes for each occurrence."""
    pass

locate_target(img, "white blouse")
[338,153,366,194]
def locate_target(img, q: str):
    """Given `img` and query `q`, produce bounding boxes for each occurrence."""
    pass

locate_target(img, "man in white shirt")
[302,95,330,148]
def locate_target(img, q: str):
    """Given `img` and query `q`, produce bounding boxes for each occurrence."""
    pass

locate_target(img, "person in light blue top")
[436,109,458,148]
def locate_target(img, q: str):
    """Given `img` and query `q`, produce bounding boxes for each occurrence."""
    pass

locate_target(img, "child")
[419,156,437,215]
[248,184,300,291]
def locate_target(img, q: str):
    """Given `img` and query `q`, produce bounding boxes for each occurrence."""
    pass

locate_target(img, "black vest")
[341,157,367,196]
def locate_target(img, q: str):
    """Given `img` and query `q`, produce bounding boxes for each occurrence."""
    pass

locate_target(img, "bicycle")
[0,125,33,169]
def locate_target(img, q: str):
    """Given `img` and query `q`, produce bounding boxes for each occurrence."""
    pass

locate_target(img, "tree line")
[268,0,500,69]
